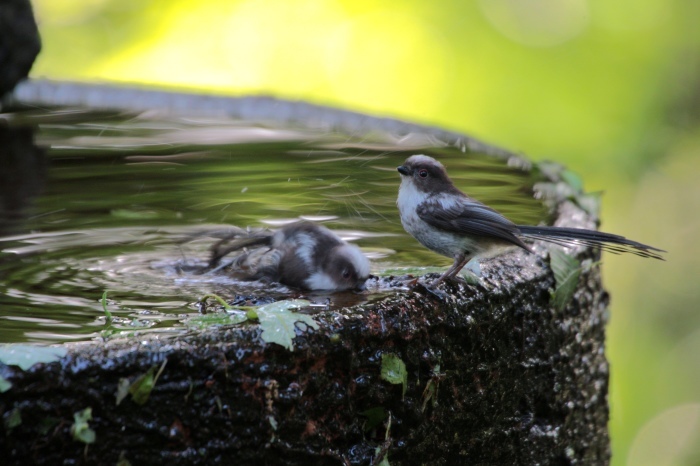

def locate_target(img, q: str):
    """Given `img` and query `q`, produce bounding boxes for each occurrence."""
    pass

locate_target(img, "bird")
[396,154,664,287]
[206,221,370,292]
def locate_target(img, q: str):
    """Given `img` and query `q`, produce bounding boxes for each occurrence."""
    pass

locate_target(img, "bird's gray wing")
[417,200,530,250]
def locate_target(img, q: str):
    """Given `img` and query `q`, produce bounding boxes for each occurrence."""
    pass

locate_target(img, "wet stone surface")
[0,240,610,465]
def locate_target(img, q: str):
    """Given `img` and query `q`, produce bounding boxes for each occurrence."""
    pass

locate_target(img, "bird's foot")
[424,285,449,300]
[417,275,449,298]
[440,259,483,287]
[459,270,483,287]
[405,276,420,287]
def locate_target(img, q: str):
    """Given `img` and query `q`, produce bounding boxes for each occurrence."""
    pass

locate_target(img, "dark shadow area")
[0,123,45,236]
[0,0,40,98]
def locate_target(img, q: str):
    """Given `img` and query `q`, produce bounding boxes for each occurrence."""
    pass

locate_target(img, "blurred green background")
[28,0,700,464]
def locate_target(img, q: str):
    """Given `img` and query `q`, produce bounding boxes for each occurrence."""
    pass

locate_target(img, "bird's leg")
[446,255,473,279]
[430,252,470,287]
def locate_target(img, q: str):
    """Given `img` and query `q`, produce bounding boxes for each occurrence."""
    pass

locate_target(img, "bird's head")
[321,244,370,291]
[397,154,456,194]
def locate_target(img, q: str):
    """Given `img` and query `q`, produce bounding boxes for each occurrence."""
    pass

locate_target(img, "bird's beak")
[355,281,367,291]
[397,165,410,176]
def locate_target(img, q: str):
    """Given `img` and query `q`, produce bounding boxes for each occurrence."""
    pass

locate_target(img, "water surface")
[0,106,548,343]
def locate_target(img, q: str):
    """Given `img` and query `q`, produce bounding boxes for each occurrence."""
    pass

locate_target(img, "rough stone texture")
[0,204,610,465]
[0,0,40,98]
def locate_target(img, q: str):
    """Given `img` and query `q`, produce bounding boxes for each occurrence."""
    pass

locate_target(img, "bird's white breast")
[397,178,426,228]
[397,179,481,258]
[304,272,340,290]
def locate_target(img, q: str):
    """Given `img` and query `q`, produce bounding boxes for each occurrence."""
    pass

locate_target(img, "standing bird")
[396,154,664,287]
[208,221,370,292]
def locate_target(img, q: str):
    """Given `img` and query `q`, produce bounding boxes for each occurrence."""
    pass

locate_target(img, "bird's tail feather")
[208,231,273,268]
[517,225,665,260]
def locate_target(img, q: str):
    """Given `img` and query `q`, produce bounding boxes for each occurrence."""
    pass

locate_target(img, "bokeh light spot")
[627,403,700,466]
[478,0,590,47]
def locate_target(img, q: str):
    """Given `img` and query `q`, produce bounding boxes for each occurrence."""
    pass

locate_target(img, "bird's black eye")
[418,169,428,178]
[342,269,351,279]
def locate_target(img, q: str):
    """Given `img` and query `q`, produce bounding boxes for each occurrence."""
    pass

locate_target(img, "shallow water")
[0,106,549,344]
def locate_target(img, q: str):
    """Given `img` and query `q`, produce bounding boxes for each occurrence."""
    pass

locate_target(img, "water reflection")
[0,124,46,236]
[0,107,549,343]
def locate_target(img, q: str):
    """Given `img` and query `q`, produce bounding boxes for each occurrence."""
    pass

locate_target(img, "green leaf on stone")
[421,364,443,413]
[268,415,278,431]
[0,344,68,370]
[550,248,582,311]
[256,300,316,351]
[361,406,388,432]
[116,451,133,466]
[0,374,12,393]
[380,353,407,398]
[101,290,113,322]
[3,408,21,431]
[375,445,391,466]
[71,407,96,444]
[128,359,167,405]
[115,378,131,406]
[129,368,157,406]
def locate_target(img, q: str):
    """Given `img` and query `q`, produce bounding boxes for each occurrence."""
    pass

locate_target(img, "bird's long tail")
[517,225,665,260]
[208,231,273,268]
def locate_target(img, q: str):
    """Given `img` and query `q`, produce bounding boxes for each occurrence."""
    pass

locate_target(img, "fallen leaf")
[256,300,316,351]
[71,407,95,444]
[550,248,582,311]
[381,353,407,398]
